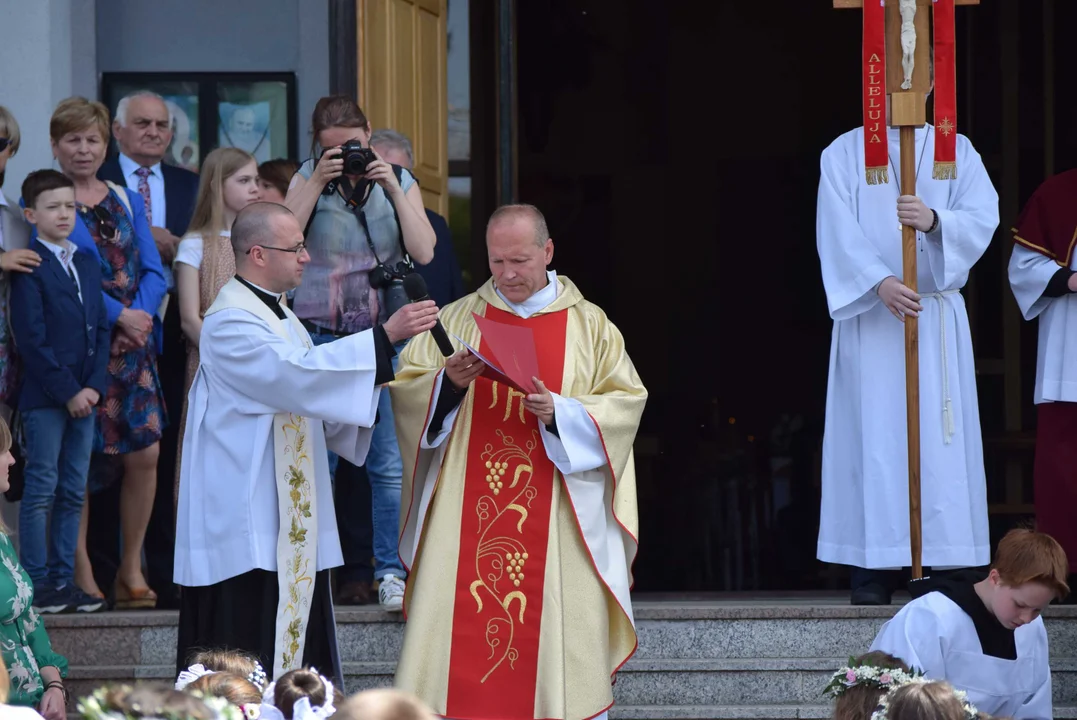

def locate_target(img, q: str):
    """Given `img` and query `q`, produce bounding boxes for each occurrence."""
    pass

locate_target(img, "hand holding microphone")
[383,291,439,344]
[402,274,456,357]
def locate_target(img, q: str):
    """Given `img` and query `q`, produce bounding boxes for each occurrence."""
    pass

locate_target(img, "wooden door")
[358,0,449,217]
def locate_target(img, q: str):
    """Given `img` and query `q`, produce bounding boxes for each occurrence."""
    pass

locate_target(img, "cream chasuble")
[390,275,647,720]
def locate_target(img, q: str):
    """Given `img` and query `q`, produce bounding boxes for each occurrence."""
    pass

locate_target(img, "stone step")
[45,605,1077,663]
[42,602,1077,716]
[608,705,832,719]
[63,657,1077,710]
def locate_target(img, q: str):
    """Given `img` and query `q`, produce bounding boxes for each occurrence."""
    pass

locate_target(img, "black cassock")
[176,568,342,686]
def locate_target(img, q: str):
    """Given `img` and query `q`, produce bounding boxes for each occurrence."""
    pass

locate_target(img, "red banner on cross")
[862,0,888,185]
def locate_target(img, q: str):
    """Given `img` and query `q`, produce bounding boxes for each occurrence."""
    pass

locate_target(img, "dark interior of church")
[460,0,1077,593]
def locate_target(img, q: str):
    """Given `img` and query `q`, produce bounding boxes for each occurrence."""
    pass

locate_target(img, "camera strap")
[337,167,413,271]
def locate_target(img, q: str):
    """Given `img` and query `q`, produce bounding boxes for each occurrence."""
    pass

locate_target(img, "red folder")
[468,312,540,395]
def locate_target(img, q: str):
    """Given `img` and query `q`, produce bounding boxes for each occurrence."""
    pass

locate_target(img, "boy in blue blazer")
[12,170,109,614]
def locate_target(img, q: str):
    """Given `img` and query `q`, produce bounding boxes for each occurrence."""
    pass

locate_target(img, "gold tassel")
[933,162,957,181]
[866,167,890,186]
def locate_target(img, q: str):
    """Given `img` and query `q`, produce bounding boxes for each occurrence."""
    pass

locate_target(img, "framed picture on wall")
[100,72,297,173]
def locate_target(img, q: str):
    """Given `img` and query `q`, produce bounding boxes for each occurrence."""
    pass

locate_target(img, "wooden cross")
[834,0,979,580]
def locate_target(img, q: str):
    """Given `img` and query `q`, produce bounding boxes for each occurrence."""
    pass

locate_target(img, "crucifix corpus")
[834,0,978,580]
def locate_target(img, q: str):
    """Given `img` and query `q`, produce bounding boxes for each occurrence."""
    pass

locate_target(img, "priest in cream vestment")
[390,204,647,720]
[173,203,438,682]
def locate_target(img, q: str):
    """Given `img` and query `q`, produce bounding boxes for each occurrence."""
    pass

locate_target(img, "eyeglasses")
[0,138,11,153]
[246,242,308,255]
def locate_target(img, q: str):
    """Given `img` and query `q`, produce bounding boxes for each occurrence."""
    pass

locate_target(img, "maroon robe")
[1012,169,1077,571]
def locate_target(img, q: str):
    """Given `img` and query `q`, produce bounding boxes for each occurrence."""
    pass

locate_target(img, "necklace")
[888,126,931,249]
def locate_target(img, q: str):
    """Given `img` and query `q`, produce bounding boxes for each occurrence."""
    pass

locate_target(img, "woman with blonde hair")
[45,97,167,609]
[173,148,260,490]
[0,418,69,719]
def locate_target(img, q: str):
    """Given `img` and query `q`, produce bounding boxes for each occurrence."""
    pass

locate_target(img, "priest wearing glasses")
[173,202,439,681]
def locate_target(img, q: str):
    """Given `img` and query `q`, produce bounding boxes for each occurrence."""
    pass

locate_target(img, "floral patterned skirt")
[94,343,166,455]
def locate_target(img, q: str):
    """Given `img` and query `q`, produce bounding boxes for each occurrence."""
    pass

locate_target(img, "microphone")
[403,273,455,357]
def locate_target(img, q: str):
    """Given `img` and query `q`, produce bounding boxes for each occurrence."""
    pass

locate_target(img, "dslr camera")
[338,142,376,175]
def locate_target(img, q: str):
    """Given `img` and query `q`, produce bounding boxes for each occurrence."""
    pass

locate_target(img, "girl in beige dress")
[173,148,261,501]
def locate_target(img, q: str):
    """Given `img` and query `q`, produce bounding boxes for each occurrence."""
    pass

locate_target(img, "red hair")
[992,528,1069,600]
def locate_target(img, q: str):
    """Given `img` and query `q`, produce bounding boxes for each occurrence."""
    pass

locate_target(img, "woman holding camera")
[284,95,435,611]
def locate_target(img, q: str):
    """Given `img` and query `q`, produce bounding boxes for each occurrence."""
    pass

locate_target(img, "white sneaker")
[378,575,405,612]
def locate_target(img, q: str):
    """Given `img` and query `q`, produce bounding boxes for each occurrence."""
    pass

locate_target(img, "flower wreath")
[76,685,244,720]
[823,658,923,699]
[870,676,980,720]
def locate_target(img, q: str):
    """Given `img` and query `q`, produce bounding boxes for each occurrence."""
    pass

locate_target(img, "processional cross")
[834,0,978,579]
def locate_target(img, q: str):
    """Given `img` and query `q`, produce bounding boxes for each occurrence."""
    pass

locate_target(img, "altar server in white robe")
[815,116,999,605]
[1008,169,1077,584]
[870,528,1067,720]
[173,203,439,683]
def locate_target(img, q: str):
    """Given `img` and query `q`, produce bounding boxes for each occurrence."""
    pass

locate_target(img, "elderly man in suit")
[97,91,199,609]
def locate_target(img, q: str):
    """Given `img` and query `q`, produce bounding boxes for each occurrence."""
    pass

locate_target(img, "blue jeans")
[19,407,95,589]
[309,332,406,582]
[368,349,406,581]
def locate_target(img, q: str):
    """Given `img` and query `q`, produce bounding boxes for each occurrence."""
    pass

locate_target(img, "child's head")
[272,667,335,719]
[186,648,268,690]
[983,528,1069,629]
[883,681,969,720]
[21,169,76,243]
[257,159,300,204]
[333,689,436,720]
[829,651,913,720]
[189,147,260,235]
[185,671,262,708]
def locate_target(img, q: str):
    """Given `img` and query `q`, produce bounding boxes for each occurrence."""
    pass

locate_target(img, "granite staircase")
[44,600,1077,720]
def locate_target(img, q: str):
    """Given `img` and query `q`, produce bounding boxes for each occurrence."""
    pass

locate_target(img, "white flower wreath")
[76,685,244,720]
[869,675,980,720]
[823,661,923,699]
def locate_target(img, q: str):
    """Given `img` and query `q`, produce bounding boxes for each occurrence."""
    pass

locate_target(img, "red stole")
[445,305,568,720]
[1012,169,1077,267]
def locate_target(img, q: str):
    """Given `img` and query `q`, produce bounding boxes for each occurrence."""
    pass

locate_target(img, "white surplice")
[1009,245,1077,403]
[870,593,1052,720]
[174,283,382,588]
[816,125,999,569]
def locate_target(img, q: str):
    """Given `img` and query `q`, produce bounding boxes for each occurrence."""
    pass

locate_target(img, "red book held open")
[452,312,540,395]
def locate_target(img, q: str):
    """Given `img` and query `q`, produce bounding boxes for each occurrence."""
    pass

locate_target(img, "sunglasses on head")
[0,137,11,153]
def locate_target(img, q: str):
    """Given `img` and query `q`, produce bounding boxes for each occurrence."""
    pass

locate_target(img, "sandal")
[114,579,157,610]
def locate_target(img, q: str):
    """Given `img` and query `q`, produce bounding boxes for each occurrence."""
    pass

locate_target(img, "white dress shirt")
[40,238,82,303]
[118,153,166,228]
[119,152,173,289]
